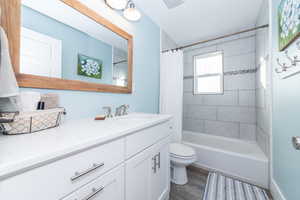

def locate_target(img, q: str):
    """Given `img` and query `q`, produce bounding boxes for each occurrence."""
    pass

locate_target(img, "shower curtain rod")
[161,24,269,53]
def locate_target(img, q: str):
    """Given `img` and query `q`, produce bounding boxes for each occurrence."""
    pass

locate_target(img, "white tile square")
[183,104,188,118]
[256,127,269,157]
[256,108,270,134]
[224,73,255,90]
[183,92,203,105]
[183,79,193,92]
[204,120,239,138]
[239,90,256,106]
[184,62,193,77]
[217,106,256,123]
[255,88,265,108]
[240,124,256,141]
[224,53,255,72]
[183,118,205,133]
[202,91,238,106]
[188,105,217,120]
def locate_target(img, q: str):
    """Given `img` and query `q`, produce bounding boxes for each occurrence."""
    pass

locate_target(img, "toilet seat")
[170,143,196,159]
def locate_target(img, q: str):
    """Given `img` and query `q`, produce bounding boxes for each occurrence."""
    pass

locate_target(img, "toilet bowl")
[170,143,196,185]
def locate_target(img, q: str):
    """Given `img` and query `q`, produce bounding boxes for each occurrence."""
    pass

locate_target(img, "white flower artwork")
[78,54,103,79]
[278,0,300,51]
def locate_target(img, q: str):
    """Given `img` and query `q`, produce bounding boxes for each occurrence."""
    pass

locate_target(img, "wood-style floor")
[169,166,208,200]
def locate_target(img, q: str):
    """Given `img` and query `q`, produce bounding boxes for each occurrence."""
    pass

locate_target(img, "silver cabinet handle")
[157,152,161,169]
[71,163,104,182]
[82,186,104,200]
[152,156,157,173]
[152,152,161,173]
[292,136,300,150]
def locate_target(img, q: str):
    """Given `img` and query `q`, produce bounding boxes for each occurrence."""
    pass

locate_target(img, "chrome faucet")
[115,104,129,117]
[102,106,113,118]
[115,106,122,117]
[122,104,129,115]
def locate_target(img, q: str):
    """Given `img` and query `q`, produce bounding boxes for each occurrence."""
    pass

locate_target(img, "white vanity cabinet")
[1,139,126,200]
[125,136,171,200]
[0,115,173,200]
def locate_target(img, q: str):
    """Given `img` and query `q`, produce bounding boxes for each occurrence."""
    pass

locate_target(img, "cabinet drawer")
[125,120,172,158]
[1,139,125,200]
[63,165,124,200]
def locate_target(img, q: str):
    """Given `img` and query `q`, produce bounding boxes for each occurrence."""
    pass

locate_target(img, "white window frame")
[193,51,224,95]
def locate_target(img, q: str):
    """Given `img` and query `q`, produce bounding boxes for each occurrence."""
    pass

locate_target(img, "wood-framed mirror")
[2,0,133,93]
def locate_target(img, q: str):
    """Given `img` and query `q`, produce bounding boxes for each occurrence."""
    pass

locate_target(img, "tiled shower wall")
[255,0,270,157]
[182,34,257,141]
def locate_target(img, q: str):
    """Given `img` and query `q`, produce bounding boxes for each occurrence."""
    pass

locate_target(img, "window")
[193,51,223,94]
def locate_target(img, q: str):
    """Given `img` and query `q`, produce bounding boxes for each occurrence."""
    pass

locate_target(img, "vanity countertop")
[0,113,172,180]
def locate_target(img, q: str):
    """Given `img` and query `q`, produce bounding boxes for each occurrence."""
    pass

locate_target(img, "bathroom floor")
[169,166,208,200]
[169,167,273,200]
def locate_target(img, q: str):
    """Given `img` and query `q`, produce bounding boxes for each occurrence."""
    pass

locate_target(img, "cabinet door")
[62,165,124,200]
[125,136,171,200]
[150,144,170,200]
[125,147,153,200]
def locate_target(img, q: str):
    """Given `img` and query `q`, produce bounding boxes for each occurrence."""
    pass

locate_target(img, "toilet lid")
[169,143,195,158]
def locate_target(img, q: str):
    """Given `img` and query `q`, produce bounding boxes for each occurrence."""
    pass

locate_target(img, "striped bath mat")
[203,172,271,200]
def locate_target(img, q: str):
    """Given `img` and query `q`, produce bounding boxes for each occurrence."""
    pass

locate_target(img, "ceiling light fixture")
[105,0,128,10]
[105,0,141,22]
[123,1,141,21]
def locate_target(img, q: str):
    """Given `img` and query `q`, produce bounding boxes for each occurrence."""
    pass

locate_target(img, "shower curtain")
[160,50,183,142]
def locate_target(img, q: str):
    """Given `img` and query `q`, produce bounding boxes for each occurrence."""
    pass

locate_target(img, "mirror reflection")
[20,0,129,87]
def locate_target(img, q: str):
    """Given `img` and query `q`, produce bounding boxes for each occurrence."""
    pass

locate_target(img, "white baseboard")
[270,178,286,200]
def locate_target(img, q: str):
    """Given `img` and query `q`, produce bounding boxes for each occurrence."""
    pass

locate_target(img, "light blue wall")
[272,0,300,199]
[21,7,161,120]
[22,6,113,84]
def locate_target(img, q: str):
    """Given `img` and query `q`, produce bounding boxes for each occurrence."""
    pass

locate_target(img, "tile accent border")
[224,68,257,76]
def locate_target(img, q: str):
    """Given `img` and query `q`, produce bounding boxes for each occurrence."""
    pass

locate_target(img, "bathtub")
[182,131,269,188]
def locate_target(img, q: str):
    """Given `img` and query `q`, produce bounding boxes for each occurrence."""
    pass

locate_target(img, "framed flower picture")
[278,0,300,51]
[77,54,103,79]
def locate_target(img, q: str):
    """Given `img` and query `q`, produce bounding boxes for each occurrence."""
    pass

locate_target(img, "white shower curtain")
[160,50,183,142]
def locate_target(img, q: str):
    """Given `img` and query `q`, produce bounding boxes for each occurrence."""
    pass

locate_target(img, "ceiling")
[134,0,264,46]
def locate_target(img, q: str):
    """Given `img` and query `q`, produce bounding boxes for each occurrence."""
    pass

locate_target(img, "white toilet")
[169,143,196,185]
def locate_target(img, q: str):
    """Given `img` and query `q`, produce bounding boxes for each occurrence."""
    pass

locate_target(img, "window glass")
[194,52,223,94]
[195,53,223,75]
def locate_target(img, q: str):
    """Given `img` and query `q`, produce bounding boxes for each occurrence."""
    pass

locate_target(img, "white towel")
[0,26,19,98]
[0,27,20,112]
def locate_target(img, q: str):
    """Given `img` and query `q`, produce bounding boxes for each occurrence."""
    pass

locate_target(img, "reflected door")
[20,27,62,78]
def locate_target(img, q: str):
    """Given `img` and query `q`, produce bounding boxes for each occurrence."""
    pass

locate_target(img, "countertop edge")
[0,115,172,180]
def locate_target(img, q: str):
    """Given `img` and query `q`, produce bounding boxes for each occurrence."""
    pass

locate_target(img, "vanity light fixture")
[105,0,141,21]
[123,1,141,21]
